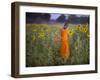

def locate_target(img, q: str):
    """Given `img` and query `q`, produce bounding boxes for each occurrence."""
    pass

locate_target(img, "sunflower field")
[26,23,89,67]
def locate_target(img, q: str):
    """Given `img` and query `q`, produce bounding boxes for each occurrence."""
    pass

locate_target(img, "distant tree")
[26,13,51,24]
[43,14,51,22]
[56,14,66,23]
[68,15,79,24]
[79,16,89,24]
[68,15,89,24]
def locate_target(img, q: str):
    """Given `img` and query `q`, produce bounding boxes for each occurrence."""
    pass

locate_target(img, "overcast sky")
[50,13,89,20]
[50,14,61,20]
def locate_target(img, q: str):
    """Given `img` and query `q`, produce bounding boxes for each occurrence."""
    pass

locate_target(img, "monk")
[59,22,70,60]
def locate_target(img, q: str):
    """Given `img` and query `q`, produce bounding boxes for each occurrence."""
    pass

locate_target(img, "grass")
[26,23,89,67]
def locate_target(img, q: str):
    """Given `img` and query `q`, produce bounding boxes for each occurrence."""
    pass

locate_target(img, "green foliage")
[26,23,89,67]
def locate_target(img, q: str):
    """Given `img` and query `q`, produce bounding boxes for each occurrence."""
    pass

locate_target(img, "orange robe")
[59,28,70,59]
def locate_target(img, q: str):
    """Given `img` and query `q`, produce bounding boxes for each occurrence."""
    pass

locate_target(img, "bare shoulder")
[60,28,64,32]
